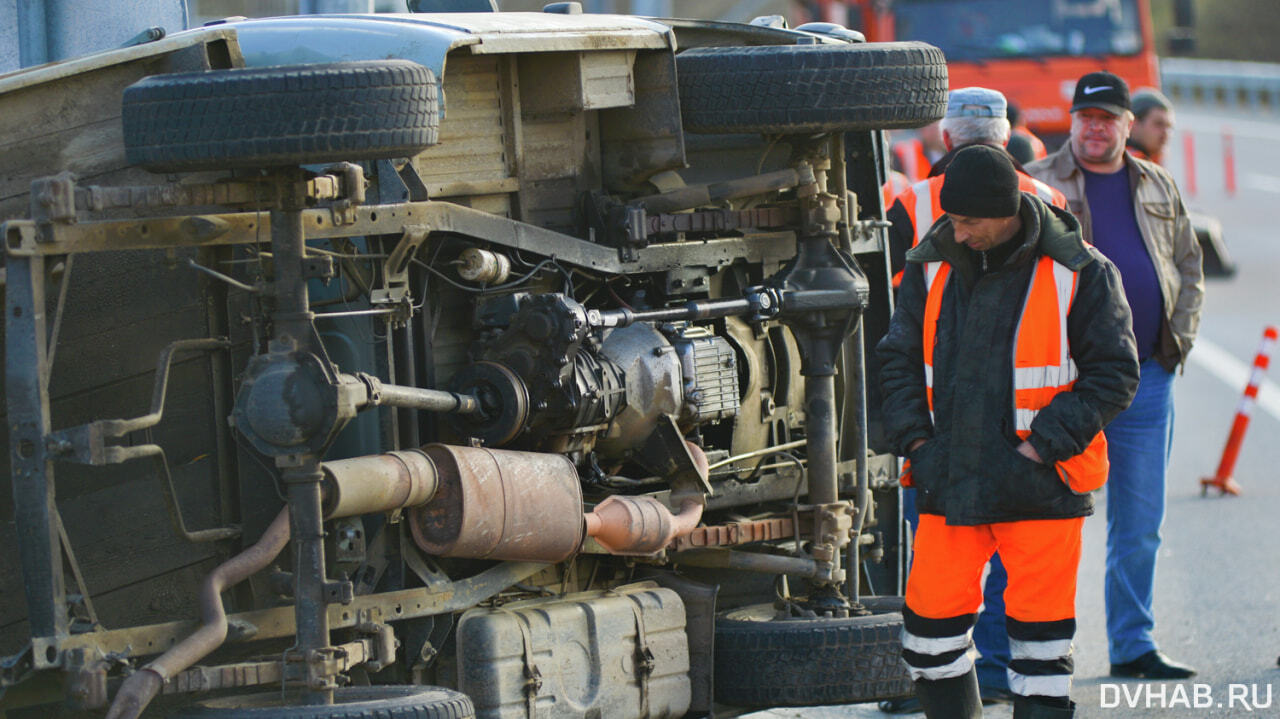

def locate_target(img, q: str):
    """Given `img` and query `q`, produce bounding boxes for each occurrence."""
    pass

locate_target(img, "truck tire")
[713,599,913,707]
[677,42,947,135]
[172,686,473,719]
[122,61,439,172]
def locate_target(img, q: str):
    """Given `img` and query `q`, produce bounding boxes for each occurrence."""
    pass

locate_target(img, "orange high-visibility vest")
[918,255,1109,494]
[892,173,1067,287]
[1013,126,1048,161]
[1127,145,1162,165]
[892,139,932,182]
[882,171,912,209]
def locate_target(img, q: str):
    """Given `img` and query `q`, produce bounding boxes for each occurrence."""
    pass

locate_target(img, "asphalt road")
[746,105,1280,718]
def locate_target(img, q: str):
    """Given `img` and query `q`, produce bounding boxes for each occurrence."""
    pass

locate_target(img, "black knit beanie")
[939,145,1021,218]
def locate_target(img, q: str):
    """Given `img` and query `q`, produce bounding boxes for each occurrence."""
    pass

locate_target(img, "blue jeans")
[974,556,1010,690]
[1104,358,1175,663]
[904,488,1011,690]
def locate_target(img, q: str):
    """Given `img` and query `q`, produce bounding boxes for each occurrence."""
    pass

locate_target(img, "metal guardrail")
[1162,57,1280,111]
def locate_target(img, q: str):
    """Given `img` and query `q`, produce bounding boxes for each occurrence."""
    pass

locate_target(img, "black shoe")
[1110,650,1197,679]
[878,696,922,714]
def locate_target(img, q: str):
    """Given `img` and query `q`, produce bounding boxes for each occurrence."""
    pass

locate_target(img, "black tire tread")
[677,42,947,135]
[713,603,913,707]
[172,685,474,719]
[123,61,439,172]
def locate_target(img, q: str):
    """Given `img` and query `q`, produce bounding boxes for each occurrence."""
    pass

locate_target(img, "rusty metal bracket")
[30,173,78,225]
[45,337,241,544]
[326,163,366,226]
[368,224,429,326]
[322,580,355,606]
[47,338,232,465]
[383,224,429,288]
[64,648,109,710]
[354,620,397,672]
[280,638,373,693]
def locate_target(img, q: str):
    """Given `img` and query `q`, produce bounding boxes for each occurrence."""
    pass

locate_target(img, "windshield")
[892,0,1144,61]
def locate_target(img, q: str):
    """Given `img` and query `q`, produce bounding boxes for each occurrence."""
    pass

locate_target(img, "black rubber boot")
[914,668,983,719]
[1012,695,1075,718]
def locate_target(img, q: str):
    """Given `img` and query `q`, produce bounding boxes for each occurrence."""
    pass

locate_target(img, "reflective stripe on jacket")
[881,171,912,210]
[921,256,1110,494]
[877,193,1140,524]
[1026,144,1202,370]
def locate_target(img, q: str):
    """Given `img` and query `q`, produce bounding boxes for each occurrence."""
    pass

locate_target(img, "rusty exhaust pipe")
[322,449,439,519]
[585,495,704,555]
[105,449,437,719]
[584,441,708,555]
[407,444,586,562]
[105,508,291,719]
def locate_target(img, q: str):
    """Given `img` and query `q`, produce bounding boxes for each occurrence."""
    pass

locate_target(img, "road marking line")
[1189,337,1280,421]
[1241,172,1280,194]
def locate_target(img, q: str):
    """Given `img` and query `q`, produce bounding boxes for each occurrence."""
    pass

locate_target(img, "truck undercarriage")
[0,12,946,717]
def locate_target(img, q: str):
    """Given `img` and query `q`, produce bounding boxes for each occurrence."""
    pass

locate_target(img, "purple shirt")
[1082,167,1163,360]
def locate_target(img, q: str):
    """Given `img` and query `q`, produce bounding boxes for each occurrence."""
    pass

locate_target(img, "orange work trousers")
[906,513,1084,624]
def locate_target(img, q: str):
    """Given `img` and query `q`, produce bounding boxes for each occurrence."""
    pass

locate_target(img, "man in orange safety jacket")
[891,120,946,182]
[877,145,1139,718]
[886,88,1067,289]
[1007,103,1049,165]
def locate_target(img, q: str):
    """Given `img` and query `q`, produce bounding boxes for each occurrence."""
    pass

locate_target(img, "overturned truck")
[0,9,946,718]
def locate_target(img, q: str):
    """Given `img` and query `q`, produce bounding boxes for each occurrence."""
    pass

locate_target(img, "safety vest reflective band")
[920,255,1109,493]
[1012,258,1080,434]
[881,171,912,209]
[920,260,950,414]
[892,173,1067,288]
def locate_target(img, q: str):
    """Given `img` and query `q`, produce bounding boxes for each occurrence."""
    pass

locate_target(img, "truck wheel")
[676,42,947,135]
[713,598,913,707]
[171,686,473,719]
[122,61,439,172]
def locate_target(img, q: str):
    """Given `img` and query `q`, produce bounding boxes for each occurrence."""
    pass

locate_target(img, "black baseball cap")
[1071,71,1131,116]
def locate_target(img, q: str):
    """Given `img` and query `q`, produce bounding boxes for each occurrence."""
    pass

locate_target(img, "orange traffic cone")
[1201,326,1277,496]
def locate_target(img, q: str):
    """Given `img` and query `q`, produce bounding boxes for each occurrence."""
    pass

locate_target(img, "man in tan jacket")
[1027,71,1203,681]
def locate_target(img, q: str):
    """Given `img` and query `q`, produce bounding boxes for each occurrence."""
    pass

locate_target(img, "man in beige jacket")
[1026,71,1203,681]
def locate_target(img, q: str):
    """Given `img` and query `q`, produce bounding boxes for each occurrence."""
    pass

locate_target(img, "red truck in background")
[815,0,1160,141]
[808,1,1238,276]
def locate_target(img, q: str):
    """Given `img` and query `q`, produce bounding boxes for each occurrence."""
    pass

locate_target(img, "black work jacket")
[876,194,1140,525]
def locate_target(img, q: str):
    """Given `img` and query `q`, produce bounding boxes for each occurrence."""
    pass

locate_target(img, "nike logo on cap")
[1082,85,1112,94]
